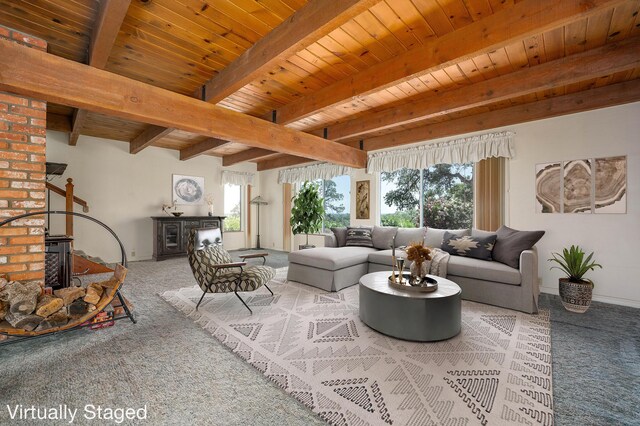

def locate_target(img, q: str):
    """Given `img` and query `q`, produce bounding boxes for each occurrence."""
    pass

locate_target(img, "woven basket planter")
[559,278,593,313]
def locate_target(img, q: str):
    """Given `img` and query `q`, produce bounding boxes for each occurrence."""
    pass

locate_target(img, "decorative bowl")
[171,212,184,217]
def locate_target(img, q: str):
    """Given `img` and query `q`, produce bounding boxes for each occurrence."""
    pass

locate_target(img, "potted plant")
[290,182,324,250]
[548,245,602,313]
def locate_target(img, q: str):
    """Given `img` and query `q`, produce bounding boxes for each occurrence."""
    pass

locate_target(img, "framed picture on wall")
[172,174,204,205]
[356,180,370,219]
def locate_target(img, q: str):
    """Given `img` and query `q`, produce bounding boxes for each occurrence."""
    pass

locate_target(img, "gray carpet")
[1,253,638,425]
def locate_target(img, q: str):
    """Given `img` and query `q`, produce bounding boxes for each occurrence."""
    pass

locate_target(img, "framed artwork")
[594,156,626,213]
[535,162,562,213]
[563,159,592,214]
[172,174,204,205]
[356,180,370,219]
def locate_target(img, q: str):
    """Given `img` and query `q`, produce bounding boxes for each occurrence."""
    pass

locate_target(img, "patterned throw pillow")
[441,231,497,260]
[345,227,374,248]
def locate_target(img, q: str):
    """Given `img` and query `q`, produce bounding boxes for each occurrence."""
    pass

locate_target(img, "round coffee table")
[359,271,461,342]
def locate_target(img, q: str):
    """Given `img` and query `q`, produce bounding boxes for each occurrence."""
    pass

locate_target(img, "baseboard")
[540,286,640,309]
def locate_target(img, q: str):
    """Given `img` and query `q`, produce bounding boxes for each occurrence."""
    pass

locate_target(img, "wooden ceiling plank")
[325,36,640,141]
[130,126,175,154]
[180,138,231,160]
[274,0,629,125]
[201,0,382,104]
[222,148,277,166]
[362,78,640,152]
[0,39,366,168]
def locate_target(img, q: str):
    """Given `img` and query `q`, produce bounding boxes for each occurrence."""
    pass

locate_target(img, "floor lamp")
[250,196,268,249]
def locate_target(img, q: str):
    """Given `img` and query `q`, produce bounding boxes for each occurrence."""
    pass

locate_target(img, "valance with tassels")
[367,131,515,173]
[278,163,354,184]
[221,170,254,186]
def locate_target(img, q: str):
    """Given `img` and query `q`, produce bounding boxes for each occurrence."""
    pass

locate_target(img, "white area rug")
[162,269,553,425]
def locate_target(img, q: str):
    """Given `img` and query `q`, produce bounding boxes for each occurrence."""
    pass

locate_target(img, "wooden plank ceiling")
[1,0,639,169]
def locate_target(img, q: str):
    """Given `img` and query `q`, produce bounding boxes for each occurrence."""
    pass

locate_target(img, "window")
[380,164,473,229]
[321,175,350,230]
[223,183,242,231]
[295,175,350,231]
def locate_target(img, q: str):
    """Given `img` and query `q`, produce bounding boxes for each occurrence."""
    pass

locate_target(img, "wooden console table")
[152,216,225,261]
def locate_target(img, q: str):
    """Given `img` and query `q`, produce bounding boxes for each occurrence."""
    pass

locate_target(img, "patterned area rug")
[162,269,553,425]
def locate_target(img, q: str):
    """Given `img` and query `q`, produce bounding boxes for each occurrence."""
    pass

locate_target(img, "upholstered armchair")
[187,227,276,313]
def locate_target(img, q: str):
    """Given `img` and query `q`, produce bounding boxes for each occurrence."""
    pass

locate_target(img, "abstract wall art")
[563,159,592,214]
[594,156,627,213]
[172,174,204,205]
[535,162,562,213]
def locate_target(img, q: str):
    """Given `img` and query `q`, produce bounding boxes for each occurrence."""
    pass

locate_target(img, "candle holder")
[396,258,405,284]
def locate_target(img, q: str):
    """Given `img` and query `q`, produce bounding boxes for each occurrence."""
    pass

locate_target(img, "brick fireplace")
[0,25,47,283]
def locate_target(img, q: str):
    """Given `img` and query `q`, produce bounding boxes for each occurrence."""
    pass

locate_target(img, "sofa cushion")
[442,231,496,261]
[288,247,376,270]
[447,256,521,285]
[396,227,426,248]
[330,227,347,247]
[368,249,410,267]
[424,228,470,248]
[345,227,374,247]
[372,226,398,250]
[493,226,545,269]
[472,228,497,239]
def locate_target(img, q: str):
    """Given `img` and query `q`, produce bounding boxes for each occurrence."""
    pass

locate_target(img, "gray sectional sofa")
[287,226,541,314]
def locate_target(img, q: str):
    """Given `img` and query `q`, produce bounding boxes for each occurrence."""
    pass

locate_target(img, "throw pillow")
[424,228,470,248]
[372,226,398,250]
[395,227,426,248]
[493,226,545,269]
[345,227,374,248]
[441,231,497,261]
[330,227,347,247]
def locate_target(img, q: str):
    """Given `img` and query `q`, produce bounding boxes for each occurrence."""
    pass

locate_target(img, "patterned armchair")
[187,227,276,313]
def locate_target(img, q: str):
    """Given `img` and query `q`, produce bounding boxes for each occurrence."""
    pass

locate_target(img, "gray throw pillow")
[441,231,497,261]
[424,228,470,248]
[472,228,497,239]
[330,227,347,247]
[493,226,545,269]
[395,227,426,248]
[372,226,398,250]
[345,227,374,248]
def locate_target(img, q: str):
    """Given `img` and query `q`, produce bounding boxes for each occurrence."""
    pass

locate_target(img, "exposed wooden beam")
[256,155,312,171]
[200,0,382,104]
[69,0,131,145]
[0,39,366,168]
[222,148,277,166]
[258,79,640,171]
[130,126,174,154]
[274,0,628,125]
[362,79,640,152]
[327,37,640,141]
[180,138,231,161]
[68,109,88,146]
[46,112,71,132]
[89,0,131,69]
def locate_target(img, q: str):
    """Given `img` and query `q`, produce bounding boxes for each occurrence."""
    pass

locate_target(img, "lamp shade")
[250,196,268,205]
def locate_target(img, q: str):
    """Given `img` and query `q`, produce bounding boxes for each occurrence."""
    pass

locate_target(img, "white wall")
[46,131,258,262]
[257,101,640,307]
[506,103,640,308]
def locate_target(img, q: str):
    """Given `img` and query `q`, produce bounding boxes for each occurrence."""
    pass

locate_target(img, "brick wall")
[0,26,47,283]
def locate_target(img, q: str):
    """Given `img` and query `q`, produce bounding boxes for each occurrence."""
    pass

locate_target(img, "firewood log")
[68,299,89,317]
[5,311,43,331]
[0,300,8,321]
[37,310,69,330]
[54,287,86,306]
[83,283,104,305]
[35,295,64,318]
[5,281,42,314]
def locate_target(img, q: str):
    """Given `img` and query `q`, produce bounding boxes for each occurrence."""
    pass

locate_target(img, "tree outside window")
[297,175,350,231]
[380,164,473,229]
[224,183,242,231]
